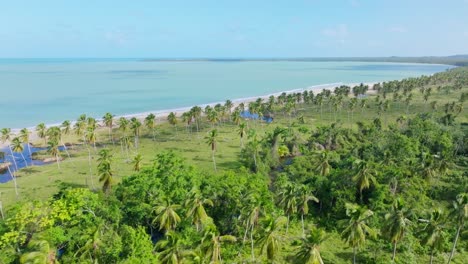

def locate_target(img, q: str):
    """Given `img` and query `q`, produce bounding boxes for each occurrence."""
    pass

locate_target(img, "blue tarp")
[240,111,273,123]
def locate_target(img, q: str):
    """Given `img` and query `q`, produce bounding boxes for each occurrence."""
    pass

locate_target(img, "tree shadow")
[217,160,241,170]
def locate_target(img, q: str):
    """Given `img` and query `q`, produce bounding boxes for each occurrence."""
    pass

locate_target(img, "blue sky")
[1,0,467,58]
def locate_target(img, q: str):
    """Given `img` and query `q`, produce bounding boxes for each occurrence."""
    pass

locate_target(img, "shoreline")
[1,81,375,148]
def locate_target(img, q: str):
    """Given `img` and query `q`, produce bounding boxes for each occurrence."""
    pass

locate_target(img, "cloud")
[104,30,129,45]
[388,26,408,33]
[322,24,349,39]
[348,0,360,7]
[322,24,349,43]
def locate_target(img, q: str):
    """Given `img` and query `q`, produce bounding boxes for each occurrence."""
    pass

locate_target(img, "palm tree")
[97,148,113,193]
[224,99,233,114]
[185,189,214,232]
[205,129,218,172]
[295,227,327,264]
[447,193,467,264]
[383,198,412,263]
[153,200,181,233]
[85,118,98,150]
[48,126,71,159]
[130,117,142,149]
[238,122,247,148]
[118,117,129,135]
[352,159,377,202]
[145,113,157,141]
[202,225,237,264]
[132,154,143,172]
[19,128,32,165]
[419,208,447,264]
[19,239,56,264]
[47,138,61,169]
[257,216,287,263]
[278,184,297,233]
[11,137,28,167]
[1,128,18,171]
[155,231,186,264]
[167,112,178,134]
[314,150,334,176]
[102,112,115,144]
[341,203,376,264]
[36,123,47,146]
[297,185,319,236]
[190,106,202,133]
[232,110,242,126]
[61,120,71,136]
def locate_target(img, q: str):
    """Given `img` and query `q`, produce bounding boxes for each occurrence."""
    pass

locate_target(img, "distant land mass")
[142,55,468,66]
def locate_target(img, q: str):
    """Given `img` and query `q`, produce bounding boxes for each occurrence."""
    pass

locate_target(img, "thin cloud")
[388,26,408,33]
[322,24,349,38]
[104,30,129,45]
[349,0,360,7]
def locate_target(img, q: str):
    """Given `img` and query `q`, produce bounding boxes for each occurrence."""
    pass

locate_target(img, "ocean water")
[0,59,452,128]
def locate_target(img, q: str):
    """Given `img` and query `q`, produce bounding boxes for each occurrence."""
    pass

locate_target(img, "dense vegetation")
[0,67,467,263]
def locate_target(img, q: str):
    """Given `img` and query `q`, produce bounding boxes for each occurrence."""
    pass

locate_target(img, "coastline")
[1,81,375,148]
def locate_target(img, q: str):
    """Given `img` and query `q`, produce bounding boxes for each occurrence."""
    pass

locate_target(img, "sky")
[0,0,467,58]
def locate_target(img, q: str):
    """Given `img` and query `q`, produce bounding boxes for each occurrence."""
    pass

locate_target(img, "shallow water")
[0,59,452,128]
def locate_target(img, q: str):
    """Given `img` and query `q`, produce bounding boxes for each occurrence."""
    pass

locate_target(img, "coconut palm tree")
[232,110,242,126]
[102,112,115,144]
[132,154,143,172]
[295,227,327,264]
[185,189,214,232]
[341,203,376,264]
[1,128,18,171]
[238,122,247,148]
[352,159,377,202]
[130,117,142,149]
[447,193,467,264]
[205,129,218,172]
[19,128,32,164]
[247,133,261,172]
[97,148,113,193]
[47,126,71,160]
[19,239,56,264]
[278,184,297,233]
[36,123,47,146]
[224,99,233,114]
[118,117,129,135]
[202,225,237,264]
[167,112,178,134]
[190,106,202,133]
[61,120,71,136]
[153,200,181,233]
[11,137,28,167]
[241,200,262,261]
[383,198,412,263]
[145,113,157,141]
[314,150,334,176]
[257,216,286,263]
[297,185,319,236]
[155,231,186,264]
[418,208,447,264]
[47,138,61,169]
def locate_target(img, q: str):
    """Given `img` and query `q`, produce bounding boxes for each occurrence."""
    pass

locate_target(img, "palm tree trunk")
[20,152,28,167]
[286,214,290,233]
[60,139,71,159]
[212,150,217,172]
[392,241,397,263]
[353,246,356,264]
[27,143,33,166]
[447,225,462,264]
[301,213,305,236]
[250,225,255,261]
[429,250,433,264]
[6,165,18,196]
[108,127,114,145]
[56,154,60,169]
[8,146,18,171]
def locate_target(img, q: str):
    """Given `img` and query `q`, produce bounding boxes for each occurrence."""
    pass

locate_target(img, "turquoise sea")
[0,59,452,128]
